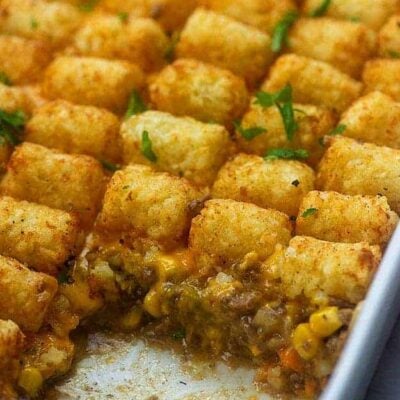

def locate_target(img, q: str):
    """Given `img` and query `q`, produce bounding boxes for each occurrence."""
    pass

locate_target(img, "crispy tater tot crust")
[0,1,399,398]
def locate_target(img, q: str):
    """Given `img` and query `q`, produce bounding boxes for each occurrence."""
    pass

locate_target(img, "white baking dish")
[50,224,400,400]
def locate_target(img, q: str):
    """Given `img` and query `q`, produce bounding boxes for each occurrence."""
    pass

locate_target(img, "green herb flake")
[31,18,39,30]
[0,72,12,86]
[255,84,298,141]
[0,110,26,128]
[125,90,147,119]
[301,207,318,218]
[101,160,120,172]
[319,123,347,146]
[140,131,157,162]
[309,0,331,17]
[264,148,309,161]
[328,124,347,136]
[0,109,26,146]
[233,120,266,141]
[277,101,298,141]
[117,12,129,23]
[271,11,299,53]
[255,84,292,107]
[79,0,99,12]
[171,329,186,341]
[388,50,400,59]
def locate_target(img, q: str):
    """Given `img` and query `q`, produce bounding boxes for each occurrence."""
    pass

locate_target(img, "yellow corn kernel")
[118,306,143,331]
[60,278,103,318]
[18,367,43,397]
[248,344,263,357]
[143,286,162,318]
[154,249,194,282]
[156,254,182,281]
[292,323,321,360]
[309,307,343,338]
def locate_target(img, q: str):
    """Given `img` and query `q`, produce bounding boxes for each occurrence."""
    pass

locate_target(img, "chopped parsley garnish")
[328,124,347,136]
[301,207,318,218]
[100,160,120,172]
[171,329,186,341]
[117,12,129,23]
[388,50,400,58]
[264,148,309,161]
[0,110,26,128]
[278,102,298,141]
[79,0,99,12]
[165,31,180,62]
[0,72,11,86]
[309,0,331,17]
[233,120,266,141]
[271,11,299,53]
[0,109,26,146]
[319,124,347,146]
[255,84,298,140]
[291,179,300,187]
[125,90,147,119]
[31,18,39,30]
[256,84,292,107]
[140,131,157,162]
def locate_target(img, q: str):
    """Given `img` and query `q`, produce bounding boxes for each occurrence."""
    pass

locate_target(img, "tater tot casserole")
[0,0,400,398]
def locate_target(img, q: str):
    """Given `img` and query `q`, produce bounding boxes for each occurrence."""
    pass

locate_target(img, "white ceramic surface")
[51,333,270,400]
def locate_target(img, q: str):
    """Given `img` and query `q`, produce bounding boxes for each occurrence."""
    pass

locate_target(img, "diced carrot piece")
[278,347,304,373]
